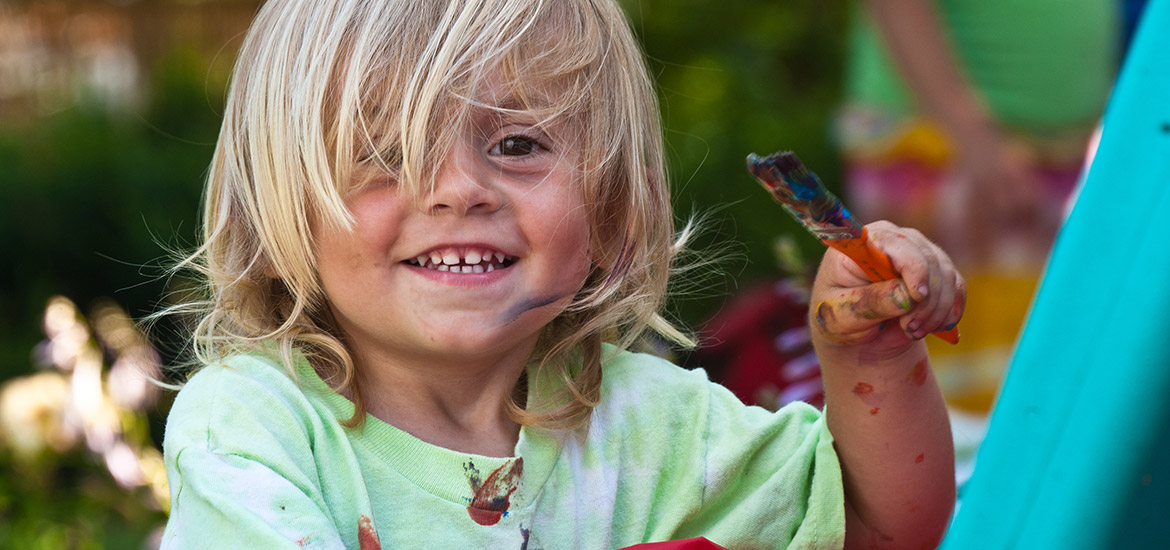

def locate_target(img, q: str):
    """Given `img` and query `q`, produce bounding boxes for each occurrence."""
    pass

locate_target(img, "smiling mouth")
[406,248,517,273]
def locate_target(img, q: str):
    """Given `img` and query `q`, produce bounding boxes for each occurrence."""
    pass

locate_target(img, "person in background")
[836,0,1120,414]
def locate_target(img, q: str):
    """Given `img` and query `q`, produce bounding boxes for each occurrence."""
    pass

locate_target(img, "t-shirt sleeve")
[675,377,845,549]
[161,364,348,550]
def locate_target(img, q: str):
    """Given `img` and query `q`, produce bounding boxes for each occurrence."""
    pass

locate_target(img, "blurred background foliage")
[0,0,848,547]
[626,0,849,326]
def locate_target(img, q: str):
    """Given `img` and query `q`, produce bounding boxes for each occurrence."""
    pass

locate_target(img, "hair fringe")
[156,0,703,434]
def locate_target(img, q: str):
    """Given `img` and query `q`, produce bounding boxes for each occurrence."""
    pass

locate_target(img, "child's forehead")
[460,70,579,127]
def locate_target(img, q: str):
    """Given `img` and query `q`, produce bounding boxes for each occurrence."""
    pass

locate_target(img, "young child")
[160,1,964,548]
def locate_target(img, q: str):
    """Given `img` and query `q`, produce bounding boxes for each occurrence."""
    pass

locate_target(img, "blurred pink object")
[619,537,728,549]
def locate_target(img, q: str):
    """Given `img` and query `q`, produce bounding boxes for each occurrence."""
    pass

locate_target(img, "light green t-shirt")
[845,0,1119,133]
[161,346,844,549]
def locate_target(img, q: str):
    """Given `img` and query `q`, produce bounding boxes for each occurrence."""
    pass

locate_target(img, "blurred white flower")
[108,350,159,410]
[0,371,77,459]
[94,299,161,410]
[104,439,146,488]
[43,296,80,339]
[2,294,168,510]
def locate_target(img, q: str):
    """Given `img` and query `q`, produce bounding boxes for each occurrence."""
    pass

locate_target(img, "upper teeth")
[409,249,513,272]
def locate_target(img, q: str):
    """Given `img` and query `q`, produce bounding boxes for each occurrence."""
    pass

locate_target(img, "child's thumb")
[813,279,915,342]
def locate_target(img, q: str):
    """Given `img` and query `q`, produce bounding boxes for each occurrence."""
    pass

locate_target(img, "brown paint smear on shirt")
[358,515,382,550]
[466,458,524,526]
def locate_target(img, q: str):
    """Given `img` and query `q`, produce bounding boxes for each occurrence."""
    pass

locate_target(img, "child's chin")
[414,330,535,360]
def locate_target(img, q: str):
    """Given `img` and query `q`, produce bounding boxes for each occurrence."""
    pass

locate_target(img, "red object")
[691,279,824,410]
[619,537,729,549]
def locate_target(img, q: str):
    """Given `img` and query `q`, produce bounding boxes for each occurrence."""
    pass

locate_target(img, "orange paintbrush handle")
[827,228,960,344]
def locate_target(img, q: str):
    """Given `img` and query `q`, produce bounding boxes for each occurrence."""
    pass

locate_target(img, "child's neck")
[350,346,530,458]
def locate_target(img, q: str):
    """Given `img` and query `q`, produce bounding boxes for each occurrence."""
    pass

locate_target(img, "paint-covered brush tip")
[747,150,808,177]
[745,153,766,178]
[770,151,810,180]
[746,151,785,170]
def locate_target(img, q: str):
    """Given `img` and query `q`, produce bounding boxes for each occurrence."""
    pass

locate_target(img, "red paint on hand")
[915,453,925,464]
[869,407,880,415]
[853,382,874,397]
[466,458,524,526]
[906,359,929,387]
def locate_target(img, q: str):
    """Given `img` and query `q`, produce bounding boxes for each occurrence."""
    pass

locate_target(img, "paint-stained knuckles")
[812,281,916,345]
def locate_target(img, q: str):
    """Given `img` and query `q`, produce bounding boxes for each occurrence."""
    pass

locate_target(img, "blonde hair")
[172,0,692,430]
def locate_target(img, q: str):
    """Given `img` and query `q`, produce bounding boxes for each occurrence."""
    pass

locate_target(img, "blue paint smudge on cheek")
[498,293,569,326]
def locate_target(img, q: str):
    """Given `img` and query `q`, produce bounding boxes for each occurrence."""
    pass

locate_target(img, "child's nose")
[424,157,504,216]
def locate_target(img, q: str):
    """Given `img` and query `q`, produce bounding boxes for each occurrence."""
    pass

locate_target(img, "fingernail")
[892,283,913,311]
[814,301,831,334]
[907,320,921,332]
[917,284,930,298]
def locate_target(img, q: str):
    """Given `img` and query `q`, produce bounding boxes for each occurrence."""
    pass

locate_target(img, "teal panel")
[941,1,1170,548]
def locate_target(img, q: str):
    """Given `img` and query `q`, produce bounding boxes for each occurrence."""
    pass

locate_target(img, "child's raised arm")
[810,220,964,549]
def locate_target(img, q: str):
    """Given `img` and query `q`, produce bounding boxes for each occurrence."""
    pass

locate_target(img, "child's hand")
[810,221,965,353]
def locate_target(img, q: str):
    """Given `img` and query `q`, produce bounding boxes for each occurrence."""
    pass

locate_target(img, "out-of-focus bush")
[0,45,225,382]
[0,297,168,549]
[0,3,253,546]
[621,0,849,323]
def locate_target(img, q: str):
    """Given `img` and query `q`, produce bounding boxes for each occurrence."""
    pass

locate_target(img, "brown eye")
[491,135,544,156]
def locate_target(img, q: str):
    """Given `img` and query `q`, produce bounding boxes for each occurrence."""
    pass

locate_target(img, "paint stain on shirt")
[905,359,928,387]
[465,458,524,526]
[358,514,382,550]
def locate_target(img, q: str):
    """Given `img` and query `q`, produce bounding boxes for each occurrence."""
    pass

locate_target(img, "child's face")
[313,97,592,368]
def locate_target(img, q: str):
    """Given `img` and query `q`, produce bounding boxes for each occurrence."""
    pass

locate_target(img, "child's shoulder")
[599,344,712,396]
[593,345,718,426]
[596,344,824,432]
[165,350,326,454]
[176,352,305,408]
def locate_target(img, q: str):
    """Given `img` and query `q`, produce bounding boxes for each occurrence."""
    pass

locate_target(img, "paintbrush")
[746,150,959,344]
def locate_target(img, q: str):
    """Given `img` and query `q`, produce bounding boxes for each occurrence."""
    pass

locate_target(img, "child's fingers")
[813,279,915,343]
[869,222,938,290]
[905,268,961,339]
[866,222,962,339]
[941,272,967,332]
